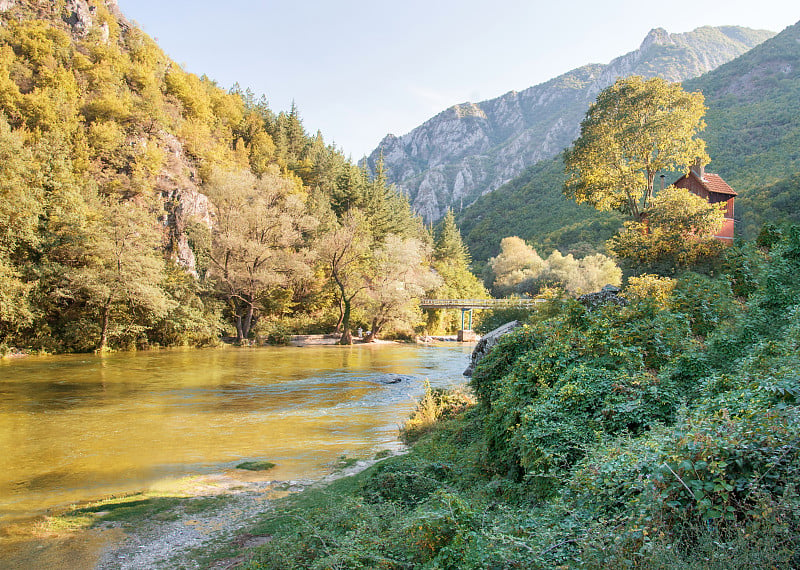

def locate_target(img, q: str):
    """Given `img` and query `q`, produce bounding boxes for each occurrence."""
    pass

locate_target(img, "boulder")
[463,320,521,376]
[577,284,627,310]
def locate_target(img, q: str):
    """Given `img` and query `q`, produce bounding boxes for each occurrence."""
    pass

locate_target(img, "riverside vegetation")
[230,226,800,569]
[228,77,799,568]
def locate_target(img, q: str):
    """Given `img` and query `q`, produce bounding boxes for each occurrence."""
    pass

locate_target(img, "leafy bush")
[474,306,533,334]
[256,320,292,345]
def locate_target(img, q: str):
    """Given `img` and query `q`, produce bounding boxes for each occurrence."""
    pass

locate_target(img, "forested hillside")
[455,155,621,269]
[458,21,800,266]
[0,0,471,353]
[686,20,800,236]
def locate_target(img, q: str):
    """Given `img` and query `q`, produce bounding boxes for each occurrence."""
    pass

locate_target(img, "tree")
[427,211,488,333]
[318,210,373,345]
[488,236,621,297]
[487,236,546,297]
[204,169,316,341]
[67,199,174,351]
[364,235,440,342]
[607,186,725,275]
[564,76,708,222]
[0,115,41,342]
[433,210,469,264]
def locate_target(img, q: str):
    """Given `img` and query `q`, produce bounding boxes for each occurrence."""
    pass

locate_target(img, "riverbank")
[288,334,403,346]
[1,333,475,360]
[0,451,403,569]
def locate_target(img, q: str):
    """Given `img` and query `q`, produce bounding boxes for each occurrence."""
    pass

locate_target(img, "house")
[672,160,737,242]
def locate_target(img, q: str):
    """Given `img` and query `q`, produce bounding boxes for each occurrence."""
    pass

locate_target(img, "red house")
[673,161,737,242]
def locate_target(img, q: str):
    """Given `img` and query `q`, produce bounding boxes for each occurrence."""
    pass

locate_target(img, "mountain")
[456,20,800,267]
[365,26,774,223]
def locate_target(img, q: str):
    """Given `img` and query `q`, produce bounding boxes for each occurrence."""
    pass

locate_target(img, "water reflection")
[0,343,471,523]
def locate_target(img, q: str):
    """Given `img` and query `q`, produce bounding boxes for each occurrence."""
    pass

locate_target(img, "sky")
[116,0,799,159]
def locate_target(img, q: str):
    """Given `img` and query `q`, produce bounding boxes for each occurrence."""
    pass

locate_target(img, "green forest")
[0,1,489,353]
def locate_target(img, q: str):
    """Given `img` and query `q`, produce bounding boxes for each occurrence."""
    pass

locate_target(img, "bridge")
[420,298,545,334]
[420,298,545,310]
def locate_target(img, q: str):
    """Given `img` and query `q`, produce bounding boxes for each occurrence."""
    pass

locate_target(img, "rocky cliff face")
[156,133,213,275]
[365,26,774,223]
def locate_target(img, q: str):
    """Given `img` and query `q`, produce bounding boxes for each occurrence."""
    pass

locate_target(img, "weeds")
[400,380,475,444]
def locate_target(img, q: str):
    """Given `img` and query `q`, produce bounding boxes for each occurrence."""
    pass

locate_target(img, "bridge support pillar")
[457,329,478,342]
[460,308,473,331]
[458,308,476,342]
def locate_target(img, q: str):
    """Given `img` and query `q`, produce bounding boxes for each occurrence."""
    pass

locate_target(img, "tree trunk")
[334,296,344,334]
[98,296,112,352]
[365,317,381,343]
[339,297,352,345]
[235,314,244,342]
[241,303,254,341]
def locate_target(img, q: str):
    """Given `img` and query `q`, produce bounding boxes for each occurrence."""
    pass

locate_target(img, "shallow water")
[0,343,472,524]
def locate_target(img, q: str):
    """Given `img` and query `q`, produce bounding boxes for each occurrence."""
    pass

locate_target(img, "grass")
[30,488,240,539]
[333,455,359,469]
[236,461,276,472]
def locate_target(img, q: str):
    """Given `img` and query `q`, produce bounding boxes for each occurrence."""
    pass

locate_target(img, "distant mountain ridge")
[365,26,775,223]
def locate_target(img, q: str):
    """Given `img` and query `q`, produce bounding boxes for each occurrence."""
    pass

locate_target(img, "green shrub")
[671,272,738,338]
[255,320,292,345]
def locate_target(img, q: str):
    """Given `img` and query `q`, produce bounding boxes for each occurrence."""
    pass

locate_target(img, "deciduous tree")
[204,168,316,341]
[607,186,725,275]
[364,235,440,342]
[318,210,373,345]
[564,76,708,222]
[67,199,174,351]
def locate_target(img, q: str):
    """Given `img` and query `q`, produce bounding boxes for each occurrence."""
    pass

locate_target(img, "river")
[0,342,473,527]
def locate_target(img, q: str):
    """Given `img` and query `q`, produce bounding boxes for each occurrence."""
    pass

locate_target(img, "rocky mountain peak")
[640,27,673,50]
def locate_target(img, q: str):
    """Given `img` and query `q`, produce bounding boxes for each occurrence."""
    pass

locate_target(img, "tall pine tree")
[427,210,488,333]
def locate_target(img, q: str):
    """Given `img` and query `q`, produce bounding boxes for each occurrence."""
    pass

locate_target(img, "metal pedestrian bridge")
[419,298,545,310]
[420,298,544,332]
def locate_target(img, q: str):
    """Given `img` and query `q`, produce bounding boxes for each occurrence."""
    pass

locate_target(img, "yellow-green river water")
[0,343,472,525]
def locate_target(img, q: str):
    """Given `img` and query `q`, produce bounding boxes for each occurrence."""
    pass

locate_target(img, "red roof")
[675,170,738,196]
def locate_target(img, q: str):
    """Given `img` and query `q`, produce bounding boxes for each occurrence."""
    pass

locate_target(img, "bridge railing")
[419,298,546,310]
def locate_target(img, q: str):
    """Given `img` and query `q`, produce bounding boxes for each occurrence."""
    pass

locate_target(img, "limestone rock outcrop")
[156,134,213,275]
[464,320,522,377]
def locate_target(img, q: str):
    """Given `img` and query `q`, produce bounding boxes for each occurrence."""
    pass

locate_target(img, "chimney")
[660,174,665,191]
[691,157,705,179]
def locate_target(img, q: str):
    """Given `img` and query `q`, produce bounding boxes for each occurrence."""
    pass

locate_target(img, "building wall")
[674,176,735,241]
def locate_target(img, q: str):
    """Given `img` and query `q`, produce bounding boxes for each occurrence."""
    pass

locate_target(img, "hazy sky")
[116,0,799,159]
